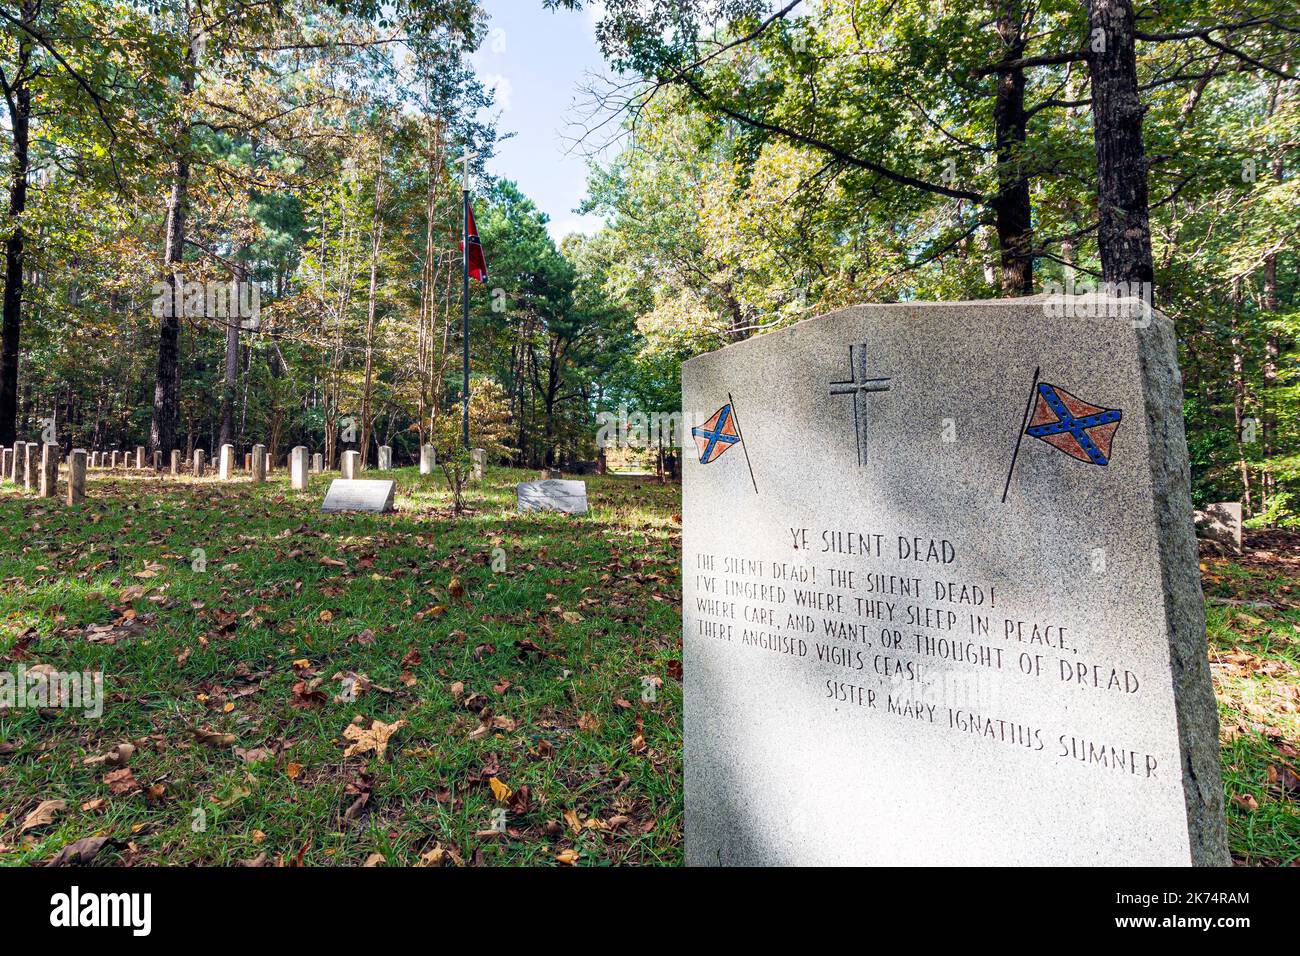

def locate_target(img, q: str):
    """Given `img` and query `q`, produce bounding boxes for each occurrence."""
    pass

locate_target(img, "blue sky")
[472,1,614,241]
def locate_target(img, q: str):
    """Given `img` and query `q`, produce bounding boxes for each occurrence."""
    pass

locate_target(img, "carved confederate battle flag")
[692,403,742,465]
[1025,382,1123,466]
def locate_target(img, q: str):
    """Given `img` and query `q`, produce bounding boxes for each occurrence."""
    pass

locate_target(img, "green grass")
[2,466,1297,866]
[0,464,681,866]
[1202,538,1300,865]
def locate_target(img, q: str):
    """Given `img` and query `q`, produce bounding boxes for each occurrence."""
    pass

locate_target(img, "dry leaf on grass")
[103,767,140,795]
[46,835,112,867]
[194,728,237,748]
[83,743,135,767]
[21,799,67,832]
[342,718,407,759]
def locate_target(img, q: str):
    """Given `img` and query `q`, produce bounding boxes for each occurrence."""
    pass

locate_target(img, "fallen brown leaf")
[21,799,67,832]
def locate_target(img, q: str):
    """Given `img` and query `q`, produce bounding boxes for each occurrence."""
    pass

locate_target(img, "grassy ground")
[1202,529,1300,866]
[1,465,1296,865]
[0,464,681,866]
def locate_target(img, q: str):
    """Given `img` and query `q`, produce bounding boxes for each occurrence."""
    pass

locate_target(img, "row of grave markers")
[0,440,448,504]
[1,439,590,517]
[0,442,85,503]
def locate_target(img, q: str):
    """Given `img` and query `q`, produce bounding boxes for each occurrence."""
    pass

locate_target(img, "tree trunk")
[0,15,32,446]
[1229,278,1252,513]
[992,0,1033,294]
[151,48,195,456]
[1261,251,1278,505]
[1087,0,1154,291]
[358,146,385,467]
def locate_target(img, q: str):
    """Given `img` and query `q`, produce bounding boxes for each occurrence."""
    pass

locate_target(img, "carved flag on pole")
[692,403,741,465]
[1025,382,1123,466]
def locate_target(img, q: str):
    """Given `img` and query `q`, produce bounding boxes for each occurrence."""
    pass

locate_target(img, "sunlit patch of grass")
[1205,551,1300,865]
[0,465,681,866]
[5,464,1294,866]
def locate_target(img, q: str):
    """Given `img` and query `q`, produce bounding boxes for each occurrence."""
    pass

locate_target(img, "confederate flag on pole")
[463,203,488,283]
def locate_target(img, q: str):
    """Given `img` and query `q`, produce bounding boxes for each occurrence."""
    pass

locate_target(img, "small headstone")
[244,452,252,471]
[170,450,181,476]
[251,444,266,483]
[265,451,272,474]
[377,445,393,470]
[321,478,395,514]
[219,444,235,481]
[682,297,1227,866]
[470,447,486,481]
[341,450,361,480]
[23,443,37,490]
[420,445,436,475]
[312,452,323,474]
[8,444,18,481]
[39,443,60,498]
[192,448,205,478]
[110,450,119,469]
[153,450,162,471]
[135,446,145,469]
[1193,502,1242,552]
[517,479,588,515]
[0,447,9,482]
[290,446,309,490]
[67,449,87,504]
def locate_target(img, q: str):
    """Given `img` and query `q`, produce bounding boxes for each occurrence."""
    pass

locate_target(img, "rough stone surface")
[251,444,266,483]
[170,450,181,475]
[135,446,145,469]
[312,452,323,473]
[1193,502,1242,552]
[377,445,392,470]
[68,449,87,504]
[219,444,235,481]
[39,443,59,498]
[192,448,205,478]
[321,478,395,513]
[682,296,1227,866]
[23,443,37,490]
[341,450,361,480]
[517,479,589,515]
[420,445,436,475]
[290,446,309,490]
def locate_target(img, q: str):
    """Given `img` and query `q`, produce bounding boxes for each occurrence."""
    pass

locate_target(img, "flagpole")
[461,150,475,450]
[1001,365,1040,504]
[727,391,759,496]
